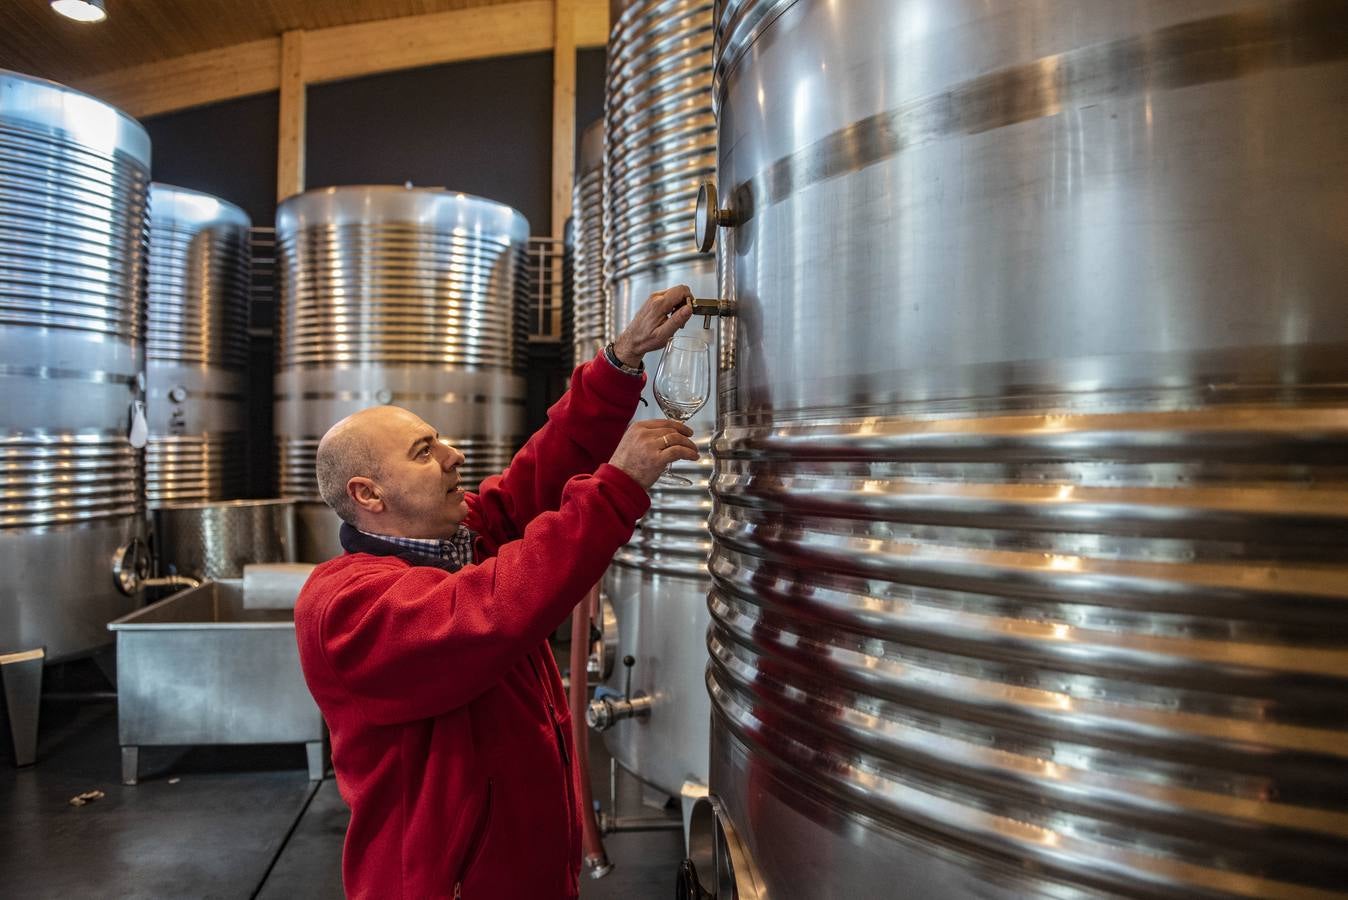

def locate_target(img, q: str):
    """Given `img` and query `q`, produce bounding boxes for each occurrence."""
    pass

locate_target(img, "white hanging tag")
[128,400,148,448]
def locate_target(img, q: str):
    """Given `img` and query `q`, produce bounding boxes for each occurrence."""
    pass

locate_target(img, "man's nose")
[434,438,464,470]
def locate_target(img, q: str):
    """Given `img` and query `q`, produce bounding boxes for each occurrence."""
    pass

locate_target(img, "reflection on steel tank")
[570,120,606,371]
[0,71,152,667]
[146,184,251,507]
[687,1,1348,898]
[275,186,530,563]
[588,0,717,824]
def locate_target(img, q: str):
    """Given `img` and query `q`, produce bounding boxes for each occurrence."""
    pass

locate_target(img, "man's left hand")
[612,285,695,367]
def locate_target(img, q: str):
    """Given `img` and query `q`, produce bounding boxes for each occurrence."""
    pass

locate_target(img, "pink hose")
[570,584,609,873]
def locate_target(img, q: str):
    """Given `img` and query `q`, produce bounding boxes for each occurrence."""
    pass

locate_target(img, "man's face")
[364,407,469,538]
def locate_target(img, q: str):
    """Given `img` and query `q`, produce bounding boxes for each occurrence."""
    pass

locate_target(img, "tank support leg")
[305,740,324,781]
[121,746,139,785]
[1,648,44,767]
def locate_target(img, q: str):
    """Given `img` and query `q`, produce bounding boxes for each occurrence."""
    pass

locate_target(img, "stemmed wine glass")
[651,332,711,487]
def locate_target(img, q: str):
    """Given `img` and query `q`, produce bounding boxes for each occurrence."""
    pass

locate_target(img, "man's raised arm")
[469,285,695,545]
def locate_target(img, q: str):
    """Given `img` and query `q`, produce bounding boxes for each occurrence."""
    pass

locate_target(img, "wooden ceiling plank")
[0,1,530,84]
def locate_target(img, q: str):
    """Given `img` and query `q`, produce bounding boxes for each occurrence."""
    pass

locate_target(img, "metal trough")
[108,577,322,785]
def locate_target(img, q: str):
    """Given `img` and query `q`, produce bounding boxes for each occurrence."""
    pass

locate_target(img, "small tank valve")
[587,655,653,732]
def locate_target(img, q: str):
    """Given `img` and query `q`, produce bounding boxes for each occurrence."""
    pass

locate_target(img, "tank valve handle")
[112,538,151,595]
[694,181,734,253]
[622,654,635,697]
[587,654,652,731]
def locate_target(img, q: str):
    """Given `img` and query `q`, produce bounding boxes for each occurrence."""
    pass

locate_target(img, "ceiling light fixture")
[51,0,107,23]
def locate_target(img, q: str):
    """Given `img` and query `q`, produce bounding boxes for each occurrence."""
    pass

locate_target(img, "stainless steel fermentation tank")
[0,70,151,763]
[146,184,251,507]
[275,186,530,563]
[589,0,717,814]
[571,121,607,370]
[690,1,1348,897]
[0,71,151,658]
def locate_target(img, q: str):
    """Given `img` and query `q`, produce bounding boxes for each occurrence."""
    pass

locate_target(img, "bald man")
[293,286,698,900]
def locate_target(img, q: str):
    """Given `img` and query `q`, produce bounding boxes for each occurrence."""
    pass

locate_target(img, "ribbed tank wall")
[562,218,576,363]
[0,70,150,660]
[705,2,1348,897]
[599,0,717,799]
[571,121,606,369]
[275,186,530,563]
[146,184,251,507]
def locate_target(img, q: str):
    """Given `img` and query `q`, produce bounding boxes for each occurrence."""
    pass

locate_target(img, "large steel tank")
[693,1,1348,897]
[571,120,607,370]
[275,186,530,562]
[589,0,717,808]
[0,71,151,663]
[146,184,251,507]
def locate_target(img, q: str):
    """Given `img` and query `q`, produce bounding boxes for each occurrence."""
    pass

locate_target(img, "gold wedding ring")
[662,434,670,448]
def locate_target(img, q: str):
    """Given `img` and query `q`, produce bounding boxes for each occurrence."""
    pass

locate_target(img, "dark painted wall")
[141,92,279,227]
[576,47,606,160]
[306,51,554,235]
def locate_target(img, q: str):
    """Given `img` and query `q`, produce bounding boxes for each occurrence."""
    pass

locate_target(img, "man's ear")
[348,477,383,514]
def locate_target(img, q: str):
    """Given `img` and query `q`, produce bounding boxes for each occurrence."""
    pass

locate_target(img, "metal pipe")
[141,575,202,591]
[586,692,652,731]
[599,812,683,835]
[569,584,612,879]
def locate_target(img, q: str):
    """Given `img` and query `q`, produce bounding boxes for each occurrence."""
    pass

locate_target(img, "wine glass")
[651,332,711,487]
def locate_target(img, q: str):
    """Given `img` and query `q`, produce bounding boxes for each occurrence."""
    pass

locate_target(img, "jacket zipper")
[527,651,570,768]
[453,778,493,898]
[528,648,581,893]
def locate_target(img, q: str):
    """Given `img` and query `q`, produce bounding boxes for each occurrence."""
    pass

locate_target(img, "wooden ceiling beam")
[277,30,307,203]
[302,1,554,86]
[73,37,281,120]
[551,0,577,239]
[574,0,608,47]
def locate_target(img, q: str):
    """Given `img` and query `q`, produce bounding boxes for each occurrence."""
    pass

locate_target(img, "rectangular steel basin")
[108,579,323,785]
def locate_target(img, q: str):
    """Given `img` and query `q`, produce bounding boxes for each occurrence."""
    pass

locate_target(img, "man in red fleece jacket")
[293,285,698,899]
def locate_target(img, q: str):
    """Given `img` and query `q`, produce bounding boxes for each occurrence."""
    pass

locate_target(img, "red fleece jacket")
[294,354,649,899]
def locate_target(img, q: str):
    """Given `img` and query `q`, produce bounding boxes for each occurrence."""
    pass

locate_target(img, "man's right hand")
[609,419,698,490]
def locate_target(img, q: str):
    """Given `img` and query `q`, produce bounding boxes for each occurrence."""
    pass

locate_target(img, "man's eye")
[418,447,431,458]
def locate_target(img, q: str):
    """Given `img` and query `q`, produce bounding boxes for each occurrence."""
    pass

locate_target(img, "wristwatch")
[604,342,644,376]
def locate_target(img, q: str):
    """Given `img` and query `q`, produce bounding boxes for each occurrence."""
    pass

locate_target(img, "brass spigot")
[690,297,735,330]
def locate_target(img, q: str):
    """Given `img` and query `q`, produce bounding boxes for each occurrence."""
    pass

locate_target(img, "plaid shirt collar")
[358,525,477,569]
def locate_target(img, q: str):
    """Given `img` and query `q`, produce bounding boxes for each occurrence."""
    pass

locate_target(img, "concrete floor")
[1,662,685,899]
